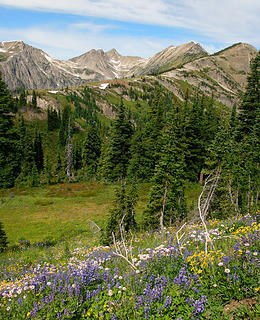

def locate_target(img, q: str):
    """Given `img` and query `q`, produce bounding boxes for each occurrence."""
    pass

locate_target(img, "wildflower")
[122,287,126,291]
[244,243,250,247]
[119,276,123,280]
[6,306,10,311]
[253,252,258,256]
[213,284,217,287]
[47,282,51,286]
[135,270,140,274]
[218,262,223,267]
[225,268,230,273]
[108,289,113,296]
[72,284,76,288]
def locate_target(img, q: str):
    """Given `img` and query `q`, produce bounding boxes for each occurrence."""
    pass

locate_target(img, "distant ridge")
[0,40,258,107]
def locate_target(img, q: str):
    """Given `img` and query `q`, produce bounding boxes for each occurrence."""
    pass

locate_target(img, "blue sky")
[0,0,259,60]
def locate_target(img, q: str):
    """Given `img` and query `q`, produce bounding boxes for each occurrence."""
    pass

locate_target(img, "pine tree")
[238,52,260,136]
[59,105,71,146]
[0,221,8,252]
[32,90,37,109]
[102,183,137,245]
[19,89,27,107]
[100,101,134,181]
[185,94,206,181]
[82,125,101,179]
[33,130,44,172]
[0,76,20,188]
[128,90,165,181]
[143,115,187,230]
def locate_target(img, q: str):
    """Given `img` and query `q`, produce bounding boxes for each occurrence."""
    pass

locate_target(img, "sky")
[0,0,259,60]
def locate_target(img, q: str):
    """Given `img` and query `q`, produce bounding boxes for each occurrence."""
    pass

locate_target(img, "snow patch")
[45,54,53,63]
[48,90,58,94]
[0,48,6,53]
[112,71,119,78]
[99,83,109,90]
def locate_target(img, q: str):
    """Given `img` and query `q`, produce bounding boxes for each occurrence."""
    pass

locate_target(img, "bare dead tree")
[111,215,137,270]
[176,222,187,256]
[198,167,221,255]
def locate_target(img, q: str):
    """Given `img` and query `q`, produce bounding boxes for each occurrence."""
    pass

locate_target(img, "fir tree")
[102,183,137,245]
[143,115,187,230]
[100,101,134,181]
[0,76,20,188]
[82,125,101,179]
[238,52,260,136]
[19,89,27,107]
[33,130,44,172]
[32,90,37,109]
[59,105,71,146]
[128,90,165,181]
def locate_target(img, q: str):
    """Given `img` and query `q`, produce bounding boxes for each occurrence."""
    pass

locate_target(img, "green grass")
[0,182,116,245]
[0,181,201,246]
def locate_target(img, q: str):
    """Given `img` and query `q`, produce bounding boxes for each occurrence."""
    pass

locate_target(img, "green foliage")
[102,183,137,244]
[238,52,260,136]
[100,101,134,181]
[144,111,187,229]
[47,107,60,131]
[128,90,165,181]
[0,76,21,188]
[59,104,72,146]
[31,90,37,109]
[81,125,101,179]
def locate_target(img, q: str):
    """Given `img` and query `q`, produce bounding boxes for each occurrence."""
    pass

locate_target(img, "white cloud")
[0,0,259,47]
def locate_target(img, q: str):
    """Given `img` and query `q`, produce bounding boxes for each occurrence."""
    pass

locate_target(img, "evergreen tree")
[32,90,37,109]
[185,94,206,181]
[100,101,134,181]
[82,125,101,179]
[102,183,137,245]
[44,155,53,185]
[143,114,187,230]
[238,52,260,136]
[47,107,60,131]
[128,90,165,181]
[59,105,71,146]
[15,130,36,187]
[0,76,20,188]
[33,130,44,172]
[0,221,8,252]
[19,89,27,107]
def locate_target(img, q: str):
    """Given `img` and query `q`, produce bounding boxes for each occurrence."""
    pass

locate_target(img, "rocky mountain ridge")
[0,40,208,90]
[0,40,258,106]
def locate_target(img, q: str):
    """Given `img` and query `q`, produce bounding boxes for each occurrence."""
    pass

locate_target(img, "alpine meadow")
[0,33,259,320]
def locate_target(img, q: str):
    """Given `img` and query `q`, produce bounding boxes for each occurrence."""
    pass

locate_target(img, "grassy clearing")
[0,181,201,246]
